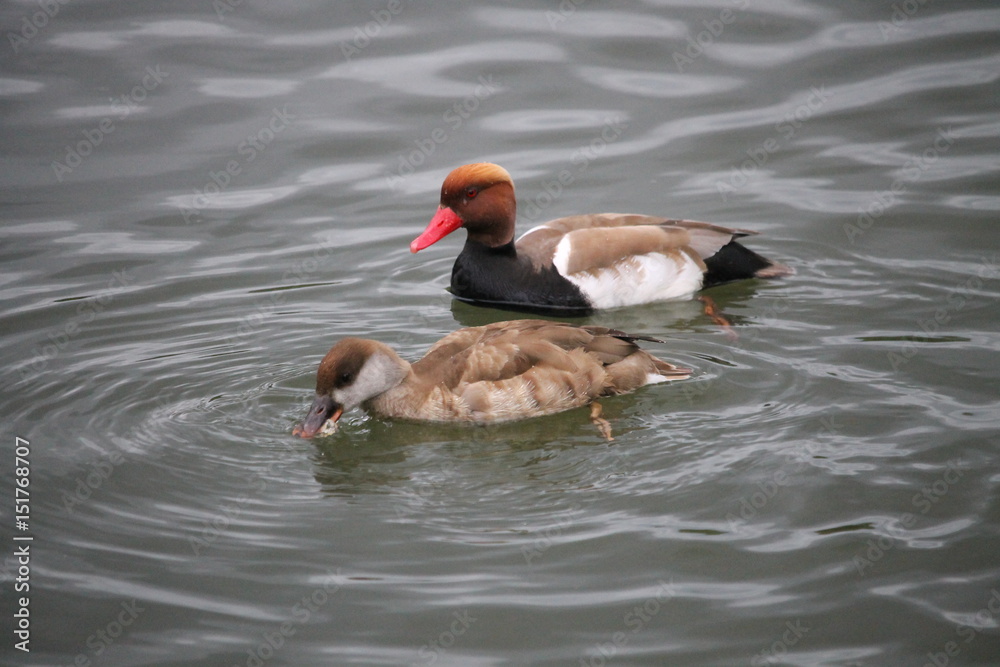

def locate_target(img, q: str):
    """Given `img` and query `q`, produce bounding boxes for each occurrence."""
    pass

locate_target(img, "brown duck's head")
[410,163,517,252]
[293,338,407,438]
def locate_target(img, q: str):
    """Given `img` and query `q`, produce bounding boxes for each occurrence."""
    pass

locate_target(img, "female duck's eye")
[465,187,478,199]
[339,372,353,385]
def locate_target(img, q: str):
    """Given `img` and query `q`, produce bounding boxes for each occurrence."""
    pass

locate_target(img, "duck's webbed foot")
[698,295,738,341]
[589,402,614,441]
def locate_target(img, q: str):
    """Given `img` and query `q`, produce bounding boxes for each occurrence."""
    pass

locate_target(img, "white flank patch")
[553,236,704,309]
[551,234,574,275]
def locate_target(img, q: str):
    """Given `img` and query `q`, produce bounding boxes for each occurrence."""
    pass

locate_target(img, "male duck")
[411,163,791,315]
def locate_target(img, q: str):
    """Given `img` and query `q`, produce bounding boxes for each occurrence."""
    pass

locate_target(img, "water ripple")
[4,2,999,665]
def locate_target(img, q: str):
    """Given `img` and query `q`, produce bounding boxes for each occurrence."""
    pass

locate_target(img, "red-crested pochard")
[410,163,791,315]
[293,319,690,438]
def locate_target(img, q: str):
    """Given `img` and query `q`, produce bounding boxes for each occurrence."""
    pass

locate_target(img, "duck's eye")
[465,187,478,199]
[338,372,354,385]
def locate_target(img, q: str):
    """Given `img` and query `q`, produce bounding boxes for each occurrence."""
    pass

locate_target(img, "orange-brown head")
[410,163,517,252]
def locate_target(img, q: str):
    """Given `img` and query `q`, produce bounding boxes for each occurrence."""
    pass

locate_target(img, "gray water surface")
[3,2,1000,665]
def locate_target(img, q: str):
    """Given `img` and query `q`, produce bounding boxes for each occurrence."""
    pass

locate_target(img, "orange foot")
[589,402,614,441]
[698,295,738,342]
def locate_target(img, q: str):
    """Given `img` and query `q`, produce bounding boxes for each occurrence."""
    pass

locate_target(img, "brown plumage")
[293,320,691,437]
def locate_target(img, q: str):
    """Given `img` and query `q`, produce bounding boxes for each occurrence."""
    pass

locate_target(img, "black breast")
[450,241,593,316]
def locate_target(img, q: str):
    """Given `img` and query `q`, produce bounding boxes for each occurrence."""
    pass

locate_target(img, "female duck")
[293,320,690,438]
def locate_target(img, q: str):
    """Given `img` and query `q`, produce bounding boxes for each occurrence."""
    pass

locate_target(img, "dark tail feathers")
[702,241,792,287]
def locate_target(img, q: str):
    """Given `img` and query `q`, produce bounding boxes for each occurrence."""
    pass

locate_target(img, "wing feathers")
[556,226,693,276]
[518,214,753,267]
[403,320,688,421]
